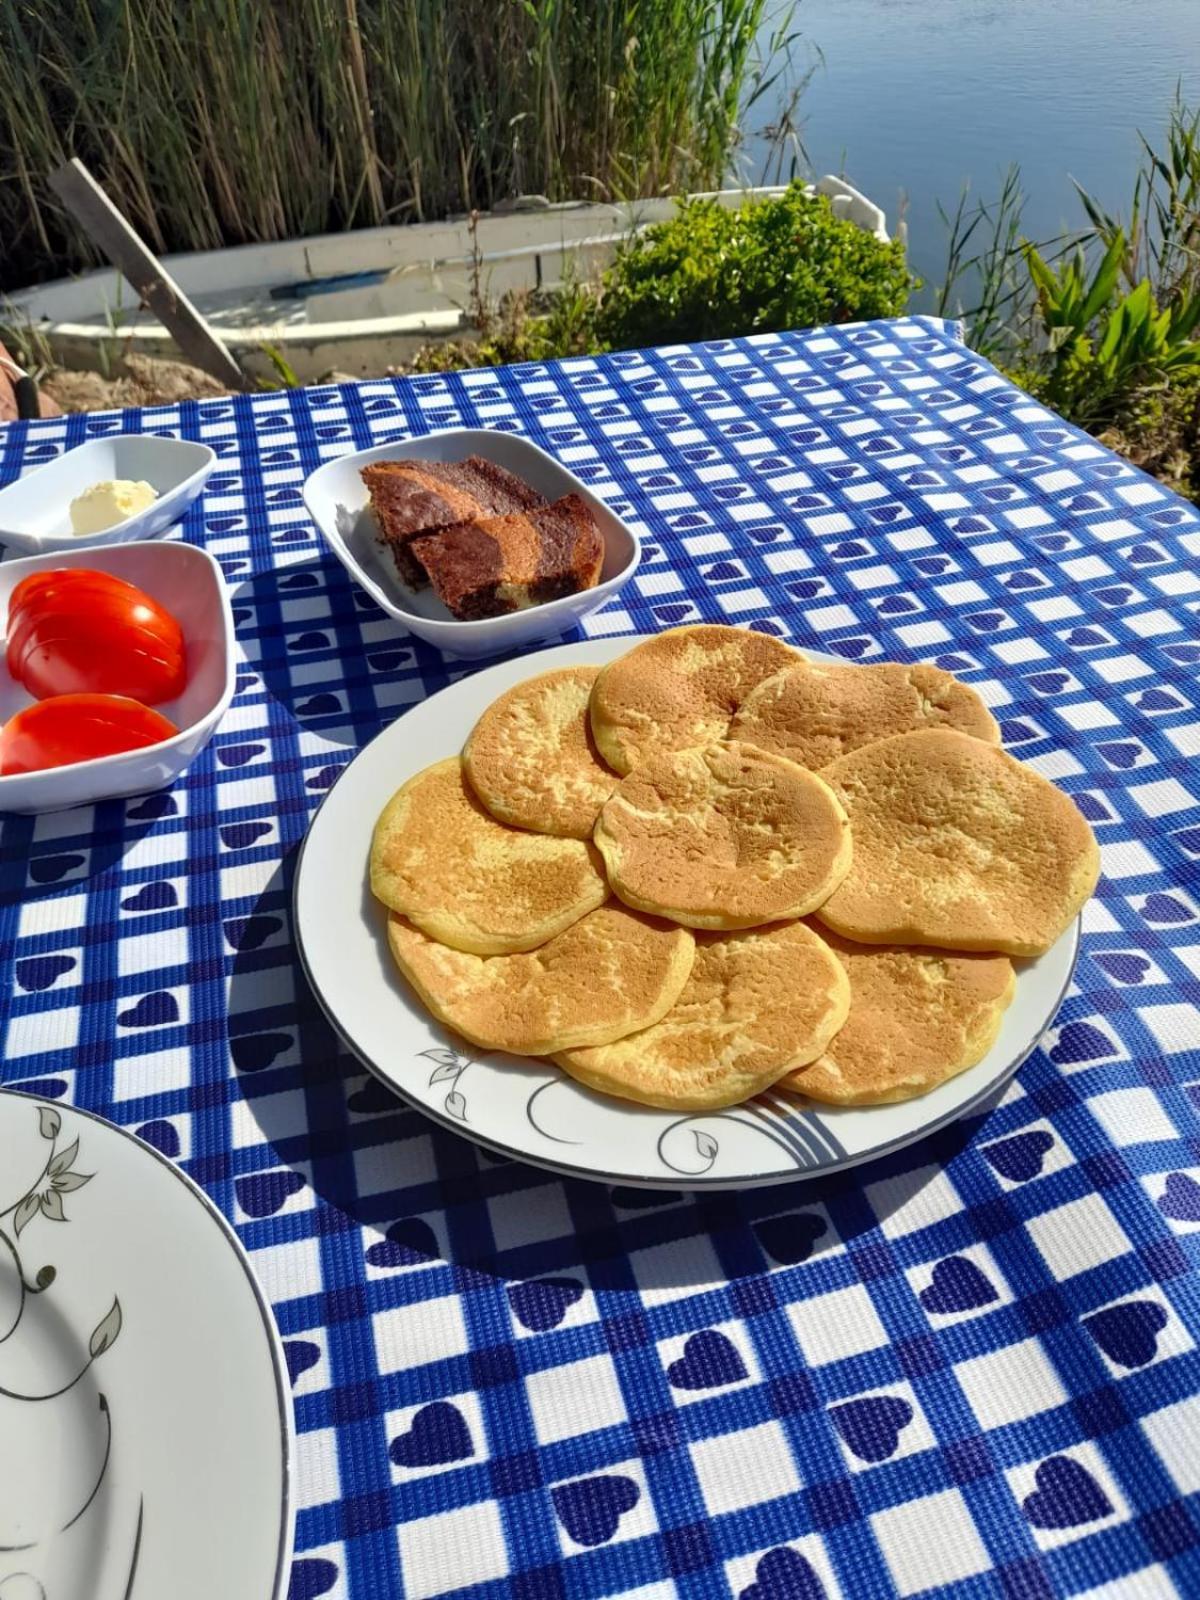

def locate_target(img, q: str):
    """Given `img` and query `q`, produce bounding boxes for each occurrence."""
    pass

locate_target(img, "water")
[750,0,1200,308]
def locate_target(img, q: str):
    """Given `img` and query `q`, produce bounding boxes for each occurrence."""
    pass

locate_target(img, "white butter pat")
[68,479,158,534]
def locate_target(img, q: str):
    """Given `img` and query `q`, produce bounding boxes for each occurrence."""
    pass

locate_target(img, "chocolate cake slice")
[409,494,605,621]
[361,456,545,586]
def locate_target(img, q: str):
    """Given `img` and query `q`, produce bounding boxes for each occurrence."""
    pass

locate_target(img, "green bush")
[408,183,917,374]
[595,183,916,349]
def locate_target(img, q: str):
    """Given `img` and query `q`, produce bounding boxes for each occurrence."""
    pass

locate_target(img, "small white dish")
[295,638,1082,1190]
[0,434,216,555]
[0,1089,294,1598]
[302,428,640,659]
[0,540,234,814]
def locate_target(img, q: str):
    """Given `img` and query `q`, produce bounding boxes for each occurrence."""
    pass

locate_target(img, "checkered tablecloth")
[1,315,1198,1600]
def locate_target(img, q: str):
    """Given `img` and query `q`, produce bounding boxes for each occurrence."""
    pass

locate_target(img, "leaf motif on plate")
[444,1090,468,1121]
[53,1171,91,1193]
[49,1138,79,1177]
[39,1105,61,1140]
[13,1192,40,1236]
[419,1047,463,1069]
[89,1297,123,1358]
[428,1061,462,1085]
[40,1188,65,1222]
[694,1130,718,1159]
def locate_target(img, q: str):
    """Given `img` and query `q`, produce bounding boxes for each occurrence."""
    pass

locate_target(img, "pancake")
[730,658,1000,770]
[594,740,851,929]
[814,728,1100,957]
[782,932,1016,1104]
[370,758,607,955]
[589,624,799,775]
[387,904,695,1054]
[555,921,850,1110]
[463,666,617,839]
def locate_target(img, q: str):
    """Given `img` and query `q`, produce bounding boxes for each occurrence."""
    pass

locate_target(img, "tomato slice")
[0,695,178,775]
[6,568,186,705]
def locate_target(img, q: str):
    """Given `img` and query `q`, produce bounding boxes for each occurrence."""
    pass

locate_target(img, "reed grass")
[0,0,792,289]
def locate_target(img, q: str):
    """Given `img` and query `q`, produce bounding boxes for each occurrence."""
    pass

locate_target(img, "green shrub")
[594,183,916,349]
[409,183,916,374]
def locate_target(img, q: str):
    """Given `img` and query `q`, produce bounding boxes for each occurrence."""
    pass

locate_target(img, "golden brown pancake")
[783,932,1016,1104]
[730,658,1000,770]
[815,728,1100,957]
[589,624,799,775]
[370,758,607,955]
[387,905,695,1054]
[555,921,850,1110]
[594,740,851,929]
[463,666,617,839]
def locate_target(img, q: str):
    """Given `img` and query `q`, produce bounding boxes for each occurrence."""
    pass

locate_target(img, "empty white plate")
[294,638,1081,1189]
[302,428,640,659]
[0,1090,293,1598]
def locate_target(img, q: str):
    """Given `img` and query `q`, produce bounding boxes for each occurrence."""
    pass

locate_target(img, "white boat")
[6,178,890,382]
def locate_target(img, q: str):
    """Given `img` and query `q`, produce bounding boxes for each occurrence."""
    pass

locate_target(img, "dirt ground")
[39,354,232,413]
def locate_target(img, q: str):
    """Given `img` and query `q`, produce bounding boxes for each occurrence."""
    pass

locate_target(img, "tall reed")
[0,0,790,289]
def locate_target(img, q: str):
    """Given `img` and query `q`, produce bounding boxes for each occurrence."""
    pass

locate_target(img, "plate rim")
[294,637,1082,1190]
[0,1087,296,1596]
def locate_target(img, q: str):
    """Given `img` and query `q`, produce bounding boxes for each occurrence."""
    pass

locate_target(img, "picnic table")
[1,314,1198,1600]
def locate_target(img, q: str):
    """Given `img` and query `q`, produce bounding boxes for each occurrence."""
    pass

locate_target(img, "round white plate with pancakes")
[295,639,1080,1189]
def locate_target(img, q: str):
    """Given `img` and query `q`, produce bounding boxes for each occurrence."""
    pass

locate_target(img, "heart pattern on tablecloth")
[919,1256,999,1315]
[753,1212,828,1265]
[1022,1456,1112,1529]
[738,1547,827,1600]
[508,1277,584,1332]
[983,1130,1055,1181]
[1158,1173,1200,1222]
[666,1330,748,1390]
[1083,1301,1168,1368]
[551,1475,639,1547]
[828,1395,912,1465]
[390,1402,473,1467]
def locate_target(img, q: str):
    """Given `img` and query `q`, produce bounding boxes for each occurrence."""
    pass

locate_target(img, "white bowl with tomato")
[0,542,235,813]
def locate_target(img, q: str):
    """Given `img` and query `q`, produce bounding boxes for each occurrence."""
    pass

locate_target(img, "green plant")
[594,183,915,350]
[257,344,302,390]
[1020,232,1200,428]
[0,0,801,291]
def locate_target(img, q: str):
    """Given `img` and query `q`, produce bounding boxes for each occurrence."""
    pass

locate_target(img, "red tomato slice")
[6,568,186,705]
[0,695,178,775]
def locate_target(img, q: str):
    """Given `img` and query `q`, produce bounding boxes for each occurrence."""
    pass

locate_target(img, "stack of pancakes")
[370,625,1100,1113]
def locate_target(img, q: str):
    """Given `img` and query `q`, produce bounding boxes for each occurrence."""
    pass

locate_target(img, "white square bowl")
[302,428,640,659]
[0,434,217,556]
[0,541,234,814]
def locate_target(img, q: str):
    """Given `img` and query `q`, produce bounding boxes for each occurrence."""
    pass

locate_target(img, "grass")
[0,0,802,290]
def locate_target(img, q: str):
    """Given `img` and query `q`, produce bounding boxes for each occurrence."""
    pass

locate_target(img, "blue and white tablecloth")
[1,315,1198,1600]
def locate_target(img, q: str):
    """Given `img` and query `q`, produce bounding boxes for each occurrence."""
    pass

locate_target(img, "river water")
[750,0,1200,306]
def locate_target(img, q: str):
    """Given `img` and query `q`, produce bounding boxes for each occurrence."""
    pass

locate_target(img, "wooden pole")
[47,158,247,392]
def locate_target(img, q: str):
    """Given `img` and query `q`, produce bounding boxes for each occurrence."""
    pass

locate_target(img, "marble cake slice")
[361,455,545,586]
[409,494,605,621]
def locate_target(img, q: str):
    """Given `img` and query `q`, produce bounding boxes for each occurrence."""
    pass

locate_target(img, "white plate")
[0,1090,293,1598]
[295,639,1080,1189]
[302,428,640,659]
[0,435,216,555]
[0,541,235,814]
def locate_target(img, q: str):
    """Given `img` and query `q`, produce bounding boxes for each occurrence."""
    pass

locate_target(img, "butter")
[69,479,158,535]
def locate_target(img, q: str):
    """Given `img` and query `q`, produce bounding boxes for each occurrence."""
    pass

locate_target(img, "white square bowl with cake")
[303,429,640,659]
